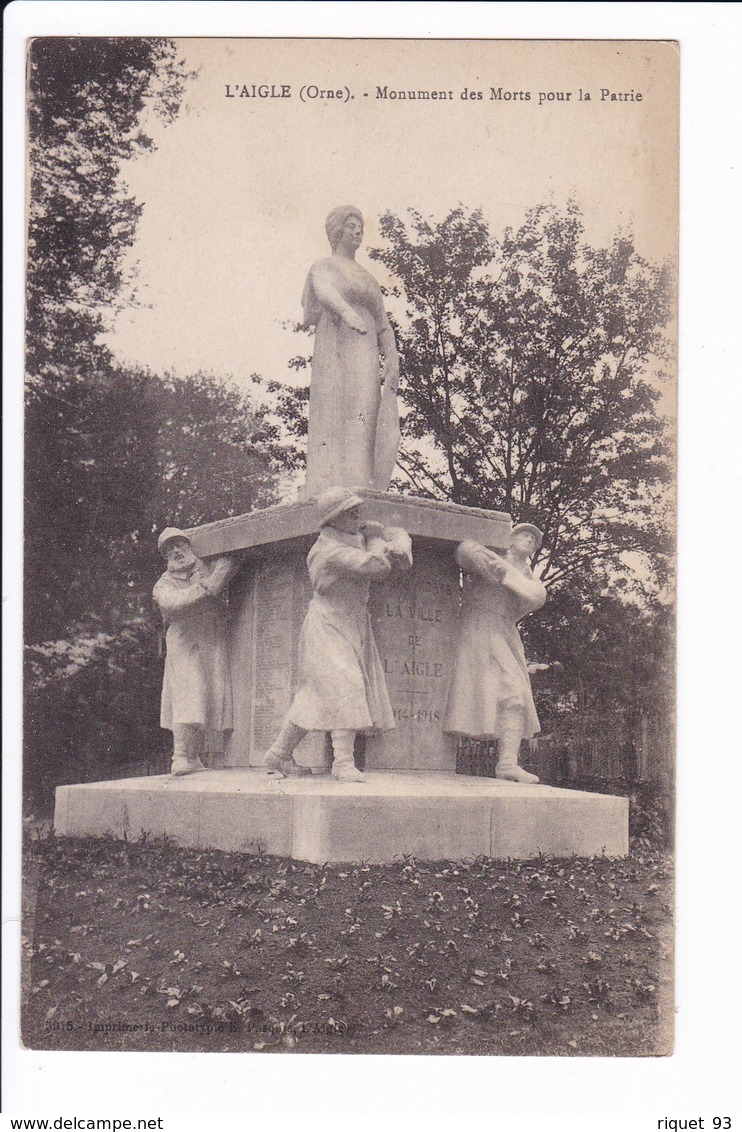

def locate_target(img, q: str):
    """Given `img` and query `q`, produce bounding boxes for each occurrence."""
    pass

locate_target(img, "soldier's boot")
[264,721,312,778]
[495,708,539,784]
[171,724,206,776]
[330,729,365,783]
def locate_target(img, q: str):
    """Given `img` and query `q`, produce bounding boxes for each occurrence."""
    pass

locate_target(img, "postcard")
[15,22,689,1104]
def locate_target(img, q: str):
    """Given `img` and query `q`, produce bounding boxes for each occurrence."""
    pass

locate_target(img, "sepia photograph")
[16,32,681,1064]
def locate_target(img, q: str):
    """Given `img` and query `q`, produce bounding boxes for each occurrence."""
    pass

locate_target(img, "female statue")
[302,206,400,496]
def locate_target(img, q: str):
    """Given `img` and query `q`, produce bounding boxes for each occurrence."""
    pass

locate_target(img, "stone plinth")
[186,492,512,772]
[186,490,513,560]
[54,769,629,862]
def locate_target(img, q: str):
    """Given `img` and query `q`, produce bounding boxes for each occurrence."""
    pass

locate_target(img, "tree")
[22,41,287,805]
[109,369,280,630]
[267,204,673,596]
[26,38,188,385]
[25,367,280,642]
[368,203,674,596]
[24,38,189,642]
[524,589,674,721]
[23,369,281,810]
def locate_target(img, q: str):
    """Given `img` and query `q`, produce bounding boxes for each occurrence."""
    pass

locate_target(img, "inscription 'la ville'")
[386,603,443,623]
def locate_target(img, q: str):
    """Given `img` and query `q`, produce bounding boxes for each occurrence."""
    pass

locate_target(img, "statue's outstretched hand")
[203,555,240,597]
[385,526,413,572]
[480,552,508,583]
[360,520,386,541]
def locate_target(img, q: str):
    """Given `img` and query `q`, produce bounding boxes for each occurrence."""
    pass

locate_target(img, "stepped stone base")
[54,769,628,863]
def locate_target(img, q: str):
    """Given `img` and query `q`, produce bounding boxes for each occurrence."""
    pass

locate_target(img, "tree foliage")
[24,40,283,644]
[25,38,193,641]
[26,37,188,383]
[525,590,674,724]
[25,368,279,642]
[368,204,674,595]
[23,40,285,802]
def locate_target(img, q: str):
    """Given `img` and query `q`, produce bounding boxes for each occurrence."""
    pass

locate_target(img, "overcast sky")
[105,38,678,390]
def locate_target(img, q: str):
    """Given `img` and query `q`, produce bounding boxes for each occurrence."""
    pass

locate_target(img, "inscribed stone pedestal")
[189,493,513,772]
[227,549,326,769]
[367,542,460,770]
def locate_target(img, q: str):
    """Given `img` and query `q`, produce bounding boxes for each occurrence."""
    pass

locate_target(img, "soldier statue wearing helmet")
[154,529,240,776]
[443,523,547,784]
[263,486,412,782]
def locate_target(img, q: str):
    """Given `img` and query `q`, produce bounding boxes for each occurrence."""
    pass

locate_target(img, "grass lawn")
[21,834,673,1056]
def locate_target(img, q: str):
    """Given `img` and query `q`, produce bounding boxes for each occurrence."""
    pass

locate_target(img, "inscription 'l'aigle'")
[385,603,443,623]
[383,658,445,678]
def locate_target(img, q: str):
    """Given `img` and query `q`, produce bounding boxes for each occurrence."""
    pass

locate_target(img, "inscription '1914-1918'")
[394,707,441,724]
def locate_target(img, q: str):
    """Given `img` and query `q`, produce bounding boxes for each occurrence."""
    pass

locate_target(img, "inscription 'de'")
[386,603,443,623]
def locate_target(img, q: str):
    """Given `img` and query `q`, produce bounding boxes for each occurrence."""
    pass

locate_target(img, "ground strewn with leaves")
[22,836,672,1056]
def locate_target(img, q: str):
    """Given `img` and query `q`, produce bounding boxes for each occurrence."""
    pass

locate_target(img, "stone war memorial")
[55,205,628,863]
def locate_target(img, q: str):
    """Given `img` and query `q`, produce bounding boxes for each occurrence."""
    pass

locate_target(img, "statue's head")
[510,523,543,557]
[158,527,197,570]
[325,205,364,251]
[317,486,364,533]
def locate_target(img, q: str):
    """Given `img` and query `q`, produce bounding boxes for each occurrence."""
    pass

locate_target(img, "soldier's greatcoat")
[443,540,546,740]
[288,527,401,733]
[153,557,234,731]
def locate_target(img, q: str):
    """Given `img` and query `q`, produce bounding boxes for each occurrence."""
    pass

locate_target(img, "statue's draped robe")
[287,527,398,733]
[303,257,397,495]
[443,540,546,740]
